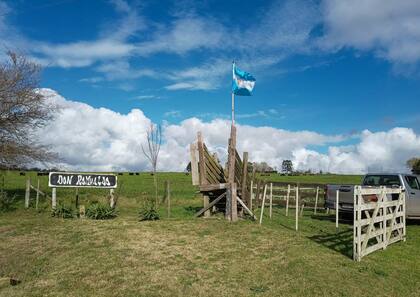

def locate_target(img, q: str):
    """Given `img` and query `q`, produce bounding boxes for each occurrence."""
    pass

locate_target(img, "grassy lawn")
[0,172,419,297]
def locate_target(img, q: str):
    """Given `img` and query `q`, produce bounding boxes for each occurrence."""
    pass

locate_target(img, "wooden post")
[286,184,290,216]
[227,125,237,222]
[336,189,339,230]
[25,178,30,208]
[203,195,210,218]
[300,203,305,216]
[75,188,79,209]
[35,179,40,211]
[242,152,249,206]
[52,187,57,210]
[167,181,171,218]
[259,184,267,225]
[295,185,299,231]
[250,180,253,211]
[314,186,319,214]
[255,181,261,209]
[269,183,273,219]
[110,189,115,208]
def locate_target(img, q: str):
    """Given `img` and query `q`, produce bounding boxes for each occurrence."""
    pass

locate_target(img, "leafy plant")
[85,202,117,220]
[139,201,160,221]
[51,204,74,219]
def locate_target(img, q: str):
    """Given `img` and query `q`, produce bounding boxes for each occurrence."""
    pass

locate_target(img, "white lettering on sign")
[57,175,74,185]
[75,175,111,187]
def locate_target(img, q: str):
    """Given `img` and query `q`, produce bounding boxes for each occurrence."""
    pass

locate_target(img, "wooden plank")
[236,196,256,220]
[197,132,207,185]
[314,186,319,214]
[195,192,226,217]
[199,183,228,192]
[190,143,199,185]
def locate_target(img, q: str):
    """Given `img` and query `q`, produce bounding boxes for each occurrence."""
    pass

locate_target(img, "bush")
[51,204,74,219]
[86,202,117,220]
[0,191,16,212]
[139,203,160,221]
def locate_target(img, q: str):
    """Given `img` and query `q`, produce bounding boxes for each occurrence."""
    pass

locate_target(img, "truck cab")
[324,173,420,218]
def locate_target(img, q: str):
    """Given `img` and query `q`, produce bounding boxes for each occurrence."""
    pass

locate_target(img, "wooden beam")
[236,196,256,220]
[197,132,207,185]
[199,183,228,192]
[195,192,226,217]
[190,143,199,186]
[227,125,238,222]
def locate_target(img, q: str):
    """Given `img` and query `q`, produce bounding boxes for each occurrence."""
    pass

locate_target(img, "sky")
[1,0,420,173]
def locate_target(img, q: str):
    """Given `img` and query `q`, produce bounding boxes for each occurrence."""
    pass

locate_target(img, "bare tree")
[0,51,57,168]
[141,123,162,205]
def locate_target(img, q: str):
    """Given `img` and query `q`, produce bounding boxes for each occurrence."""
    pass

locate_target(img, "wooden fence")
[353,186,406,261]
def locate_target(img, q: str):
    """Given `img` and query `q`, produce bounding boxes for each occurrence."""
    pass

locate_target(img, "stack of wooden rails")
[190,126,255,221]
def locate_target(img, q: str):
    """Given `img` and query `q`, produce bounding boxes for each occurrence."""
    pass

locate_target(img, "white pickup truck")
[324,173,420,218]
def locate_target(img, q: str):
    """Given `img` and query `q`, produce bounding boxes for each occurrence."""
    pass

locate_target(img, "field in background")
[1,171,419,297]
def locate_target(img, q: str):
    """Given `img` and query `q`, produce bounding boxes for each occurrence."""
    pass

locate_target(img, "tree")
[141,123,162,205]
[0,51,57,168]
[282,160,293,174]
[407,157,420,174]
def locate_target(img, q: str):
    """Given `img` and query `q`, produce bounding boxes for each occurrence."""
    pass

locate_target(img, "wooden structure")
[190,126,255,221]
[353,186,406,261]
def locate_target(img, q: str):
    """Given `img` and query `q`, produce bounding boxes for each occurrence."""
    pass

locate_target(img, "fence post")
[25,178,30,208]
[269,183,273,219]
[259,184,267,225]
[286,184,290,216]
[295,185,299,231]
[110,189,115,208]
[75,188,79,209]
[336,189,339,230]
[314,186,319,214]
[35,179,40,211]
[52,187,57,210]
[250,180,253,212]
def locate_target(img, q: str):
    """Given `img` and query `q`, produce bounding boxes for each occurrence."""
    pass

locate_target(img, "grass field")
[0,171,419,297]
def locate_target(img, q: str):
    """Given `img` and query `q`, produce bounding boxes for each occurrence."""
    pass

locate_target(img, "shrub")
[0,191,16,212]
[86,202,117,220]
[51,204,74,219]
[139,203,160,221]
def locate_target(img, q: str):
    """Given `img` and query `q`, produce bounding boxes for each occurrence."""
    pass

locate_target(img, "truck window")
[362,175,401,187]
[405,176,420,190]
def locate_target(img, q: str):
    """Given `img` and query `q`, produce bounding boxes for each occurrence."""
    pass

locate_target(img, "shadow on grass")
[310,213,354,225]
[184,206,202,215]
[308,228,353,259]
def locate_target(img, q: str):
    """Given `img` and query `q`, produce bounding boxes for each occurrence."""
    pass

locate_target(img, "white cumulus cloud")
[36,89,420,174]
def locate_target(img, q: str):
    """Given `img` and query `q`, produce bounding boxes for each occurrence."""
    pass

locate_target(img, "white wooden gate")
[353,186,406,261]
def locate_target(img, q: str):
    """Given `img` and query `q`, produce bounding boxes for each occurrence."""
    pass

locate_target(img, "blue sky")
[1,0,420,172]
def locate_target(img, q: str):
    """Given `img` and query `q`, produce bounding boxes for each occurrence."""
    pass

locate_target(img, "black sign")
[49,172,117,188]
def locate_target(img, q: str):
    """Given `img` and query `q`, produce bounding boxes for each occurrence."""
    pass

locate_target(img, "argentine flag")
[232,63,256,96]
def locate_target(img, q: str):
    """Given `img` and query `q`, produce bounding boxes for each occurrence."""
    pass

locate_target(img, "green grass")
[257,173,363,185]
[0,171,419,297]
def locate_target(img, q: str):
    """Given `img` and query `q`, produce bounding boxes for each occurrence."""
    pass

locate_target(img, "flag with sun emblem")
[232,63,256,96]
